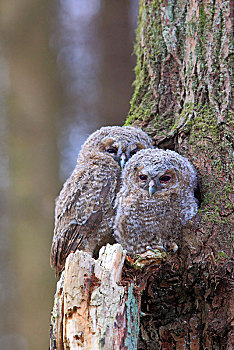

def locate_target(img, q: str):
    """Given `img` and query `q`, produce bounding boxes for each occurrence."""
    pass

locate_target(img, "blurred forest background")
[0,0,138,348]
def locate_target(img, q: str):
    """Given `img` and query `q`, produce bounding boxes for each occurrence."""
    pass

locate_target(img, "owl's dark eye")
[159,175,172,183]
[106,147,118,154]
[139,174,148,181]
[130,149,138,157]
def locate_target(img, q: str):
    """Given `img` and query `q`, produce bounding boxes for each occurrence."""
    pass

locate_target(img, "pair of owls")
[50,126,197,274]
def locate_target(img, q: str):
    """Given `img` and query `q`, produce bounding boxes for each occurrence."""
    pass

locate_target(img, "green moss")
[188,105,233,244]
[196,2,207,62]
[126,0,174,130]
[215,251,228,261]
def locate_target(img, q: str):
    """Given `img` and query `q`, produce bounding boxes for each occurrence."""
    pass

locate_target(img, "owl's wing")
[50,164,117,275]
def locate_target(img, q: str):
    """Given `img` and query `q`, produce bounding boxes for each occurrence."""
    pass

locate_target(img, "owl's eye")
[130,149,138,157]
[106,147,118,154]
[159,175,172,183]
[139,174,148,181]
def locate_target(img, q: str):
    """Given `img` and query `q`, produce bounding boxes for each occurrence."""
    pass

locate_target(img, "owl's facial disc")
[136,166,177,196]
[103,143,127,168]
[148,174,173,196]
[102,138,147,168]
[149,170,177,195]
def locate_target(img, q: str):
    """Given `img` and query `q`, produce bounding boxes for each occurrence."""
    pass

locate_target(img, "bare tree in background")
[0,1,62,349]
[51,0,233,348]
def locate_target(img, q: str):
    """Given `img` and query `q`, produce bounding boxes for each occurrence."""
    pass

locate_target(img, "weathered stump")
[50,244,142,350]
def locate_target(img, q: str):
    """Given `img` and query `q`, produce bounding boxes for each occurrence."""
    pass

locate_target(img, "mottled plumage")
[50,126,153,274]
[114,149,198,256]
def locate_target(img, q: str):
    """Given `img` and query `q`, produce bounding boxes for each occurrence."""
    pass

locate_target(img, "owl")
[50,126,153,274]
[114,148,198,256]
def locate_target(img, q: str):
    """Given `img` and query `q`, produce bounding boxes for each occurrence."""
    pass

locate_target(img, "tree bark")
[126,0,233,349]
[50,0,233,349]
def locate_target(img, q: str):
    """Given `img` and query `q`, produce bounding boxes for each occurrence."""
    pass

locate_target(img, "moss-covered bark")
[125,0,233,348]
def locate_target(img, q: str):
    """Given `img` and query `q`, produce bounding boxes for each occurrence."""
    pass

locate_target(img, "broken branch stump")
[50,244,140,350]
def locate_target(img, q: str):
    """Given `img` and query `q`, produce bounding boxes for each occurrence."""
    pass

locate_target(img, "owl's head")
[123,148,197,198]
[80,126,153,167]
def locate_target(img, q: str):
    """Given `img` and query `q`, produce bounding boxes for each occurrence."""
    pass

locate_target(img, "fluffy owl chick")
[114,148,198,256]
[50,126,153,274]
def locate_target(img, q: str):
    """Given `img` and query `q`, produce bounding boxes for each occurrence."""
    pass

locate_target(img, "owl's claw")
[146,245,155,253]
[133,246,167,270]
[146,245,167,254]
[153,245,167,254]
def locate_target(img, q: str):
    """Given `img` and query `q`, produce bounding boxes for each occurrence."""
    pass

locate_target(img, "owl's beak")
[120,153,127,168]
[149,180,157,196]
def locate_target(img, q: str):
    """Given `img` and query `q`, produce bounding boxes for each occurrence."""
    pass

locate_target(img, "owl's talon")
[154,245,167,253]
[146,245,156,253]
[133,248,167,270]
[146,245,167,254]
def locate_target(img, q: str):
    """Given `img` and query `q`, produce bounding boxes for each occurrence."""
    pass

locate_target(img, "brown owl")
[50,126,153,274]
[114,148,198,256]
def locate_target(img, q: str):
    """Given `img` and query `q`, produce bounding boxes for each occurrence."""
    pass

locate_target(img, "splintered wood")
[50,244,139,350]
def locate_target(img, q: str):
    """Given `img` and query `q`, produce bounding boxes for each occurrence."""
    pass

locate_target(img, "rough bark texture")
[125,0,233,349]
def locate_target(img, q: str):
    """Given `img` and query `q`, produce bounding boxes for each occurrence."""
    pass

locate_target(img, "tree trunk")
[126,0,233,349]
[50,0,233,349]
